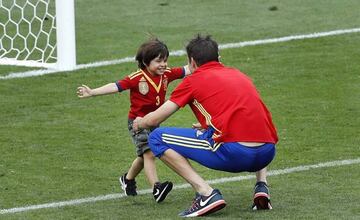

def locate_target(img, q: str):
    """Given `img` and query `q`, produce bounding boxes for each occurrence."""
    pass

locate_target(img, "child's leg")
[126,156,144,180]
[143,150,173,203]
[126,118,146,180]
[143,150,158,187]
[119,157,143,196]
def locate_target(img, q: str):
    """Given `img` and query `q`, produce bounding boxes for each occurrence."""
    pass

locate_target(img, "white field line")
[1,27,360,80]
[1,158,359,215]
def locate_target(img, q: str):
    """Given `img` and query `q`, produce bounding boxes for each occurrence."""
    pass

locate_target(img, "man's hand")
[132,101,180,133]
[192,122,203,130]
[133,117,143,132]
[77,85,92,98]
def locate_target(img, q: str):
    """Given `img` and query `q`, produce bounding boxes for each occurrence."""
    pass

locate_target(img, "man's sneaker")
[119,173,137,196]
[252,181,272,210]
[178,189,227,217]
[153,181,173,203]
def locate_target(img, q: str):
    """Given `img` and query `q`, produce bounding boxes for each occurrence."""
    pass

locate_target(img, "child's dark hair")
[186,34,219,66]
[135,38,169,69]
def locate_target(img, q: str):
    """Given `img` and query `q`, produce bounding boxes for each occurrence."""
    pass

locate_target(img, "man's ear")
[190,57,198,69]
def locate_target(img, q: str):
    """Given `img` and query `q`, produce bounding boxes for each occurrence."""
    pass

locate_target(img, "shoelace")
[188,196,201,212]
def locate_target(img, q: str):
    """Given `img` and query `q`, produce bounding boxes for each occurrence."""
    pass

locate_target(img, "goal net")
[0,0,76,70]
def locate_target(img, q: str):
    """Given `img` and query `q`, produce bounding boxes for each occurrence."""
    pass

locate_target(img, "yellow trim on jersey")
[141,70,162,93]
[193,99,222,134]
[128,70,143,80]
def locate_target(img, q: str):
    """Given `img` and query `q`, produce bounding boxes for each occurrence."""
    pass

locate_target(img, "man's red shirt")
[170,62,278,143]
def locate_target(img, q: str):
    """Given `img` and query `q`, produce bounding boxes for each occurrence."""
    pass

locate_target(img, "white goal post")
[0,0,76,71]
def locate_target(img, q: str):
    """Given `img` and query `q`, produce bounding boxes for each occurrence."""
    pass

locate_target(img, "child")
[77,38,190,202]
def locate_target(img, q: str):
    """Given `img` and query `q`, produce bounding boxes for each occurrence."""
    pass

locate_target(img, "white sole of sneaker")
[119,177,128,196]
[183,200,227,217]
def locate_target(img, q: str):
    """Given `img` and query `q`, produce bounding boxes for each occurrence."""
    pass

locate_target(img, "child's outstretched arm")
[77,83,118,98]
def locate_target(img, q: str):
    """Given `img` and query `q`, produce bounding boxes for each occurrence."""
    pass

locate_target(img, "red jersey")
[117,67,185,119]
[170,61,278,143]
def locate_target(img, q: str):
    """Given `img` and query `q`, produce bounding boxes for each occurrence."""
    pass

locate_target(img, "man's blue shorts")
[148,127,276,173]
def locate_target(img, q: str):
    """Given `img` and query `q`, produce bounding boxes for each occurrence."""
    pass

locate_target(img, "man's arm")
[133,100,180,131]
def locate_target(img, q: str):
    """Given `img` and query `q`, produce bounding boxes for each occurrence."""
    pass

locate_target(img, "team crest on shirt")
[138,77,149,95]
[163,77,168,91]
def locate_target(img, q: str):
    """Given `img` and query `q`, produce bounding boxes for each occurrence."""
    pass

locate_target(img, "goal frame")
[0,0,76,71]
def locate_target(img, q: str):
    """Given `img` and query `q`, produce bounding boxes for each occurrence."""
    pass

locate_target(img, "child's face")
[146,55,168,76]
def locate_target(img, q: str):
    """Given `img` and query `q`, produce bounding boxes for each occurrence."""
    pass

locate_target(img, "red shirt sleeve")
[166,67,185,83]
[116,76,135,91]
[169,78,193,107]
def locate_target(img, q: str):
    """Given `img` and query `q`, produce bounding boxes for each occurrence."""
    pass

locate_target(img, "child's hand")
[133,117,143,132]
[77,85,92,98]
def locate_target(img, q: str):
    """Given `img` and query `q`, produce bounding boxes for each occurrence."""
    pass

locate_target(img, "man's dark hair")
[186,34,219,66]
[135,38,169,69]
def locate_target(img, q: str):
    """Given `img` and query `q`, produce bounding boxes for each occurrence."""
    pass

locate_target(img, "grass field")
[1,0,360,219]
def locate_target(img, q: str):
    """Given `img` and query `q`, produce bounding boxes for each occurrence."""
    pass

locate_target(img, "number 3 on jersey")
[156,96,160,106]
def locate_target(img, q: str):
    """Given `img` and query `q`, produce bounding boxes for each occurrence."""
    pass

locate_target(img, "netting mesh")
[0,0,56,66]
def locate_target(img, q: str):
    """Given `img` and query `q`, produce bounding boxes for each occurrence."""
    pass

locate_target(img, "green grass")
[2,0,360,74]
[3,165,359,219]
[1,0,360,219]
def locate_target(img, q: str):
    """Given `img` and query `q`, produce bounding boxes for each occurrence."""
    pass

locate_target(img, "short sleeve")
[166,67,185,83]
[116,76,135,92]
[169,79,193,107]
